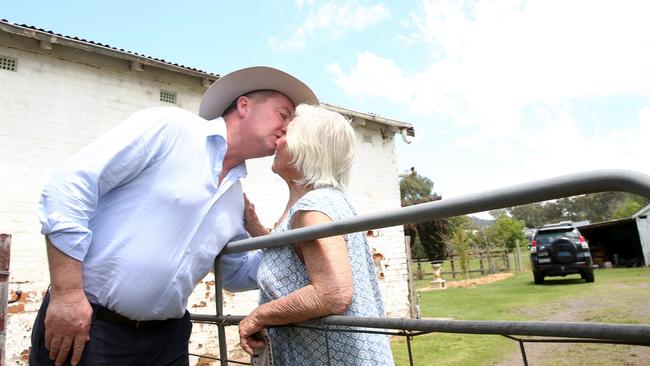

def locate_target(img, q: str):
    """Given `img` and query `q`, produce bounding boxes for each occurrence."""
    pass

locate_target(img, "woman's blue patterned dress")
[257,187,395,365]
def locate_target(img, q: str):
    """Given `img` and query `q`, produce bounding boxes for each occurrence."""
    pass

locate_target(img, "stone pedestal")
[430,263,446,290]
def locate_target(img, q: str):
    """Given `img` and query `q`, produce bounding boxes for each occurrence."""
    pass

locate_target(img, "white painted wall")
[1,32,409,365]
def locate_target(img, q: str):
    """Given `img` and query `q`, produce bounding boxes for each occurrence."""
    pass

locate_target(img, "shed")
[577,204,650,267]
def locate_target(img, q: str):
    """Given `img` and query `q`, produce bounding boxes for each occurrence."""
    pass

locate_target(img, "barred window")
[160,90,177,104]
[0,56,17,71]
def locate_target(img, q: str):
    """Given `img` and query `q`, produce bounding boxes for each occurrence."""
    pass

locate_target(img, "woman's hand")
[239,312,266,355]
[243,194,271,237]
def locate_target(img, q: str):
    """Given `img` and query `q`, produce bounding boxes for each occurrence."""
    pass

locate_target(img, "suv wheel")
[533,272,544,285]
[581,269,595,283]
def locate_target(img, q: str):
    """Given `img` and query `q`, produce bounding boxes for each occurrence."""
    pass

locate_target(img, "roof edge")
[322,102,414,135]
[1,19,417,133]
[0,19,219,83]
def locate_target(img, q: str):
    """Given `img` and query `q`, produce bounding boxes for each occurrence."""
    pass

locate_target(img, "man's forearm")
[46,236,84,295]
[43,236,92,366]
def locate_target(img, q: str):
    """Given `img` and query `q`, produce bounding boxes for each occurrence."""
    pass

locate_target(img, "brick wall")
[1,32,409,365]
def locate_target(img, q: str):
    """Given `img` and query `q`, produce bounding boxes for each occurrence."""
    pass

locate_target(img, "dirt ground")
[420,272,650,365]
[419,272,515,290]
[494,282,650,366]
[445,273,514,288]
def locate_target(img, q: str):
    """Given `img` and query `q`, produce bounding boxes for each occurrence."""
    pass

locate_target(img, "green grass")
[391,267,650,365]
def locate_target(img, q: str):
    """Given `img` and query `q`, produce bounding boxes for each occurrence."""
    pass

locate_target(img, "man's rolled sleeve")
[39,197,93,261]
[41,221,92,261]
[219,250,261,292]
[37,107,169,261]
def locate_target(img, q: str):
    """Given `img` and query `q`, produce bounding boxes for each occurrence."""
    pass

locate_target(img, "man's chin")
[252,148,276,159]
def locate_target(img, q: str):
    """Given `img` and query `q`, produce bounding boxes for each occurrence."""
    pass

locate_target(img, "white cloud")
[332,0,650,117]
[268,1,390,53]
[326,53,412,104]
[328,0,650,196]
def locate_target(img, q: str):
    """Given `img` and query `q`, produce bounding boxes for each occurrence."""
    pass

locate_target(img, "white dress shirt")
[39,106,260,320]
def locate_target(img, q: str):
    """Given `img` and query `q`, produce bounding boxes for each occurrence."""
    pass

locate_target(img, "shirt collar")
[206,116,248,179]
[205,116,228,139]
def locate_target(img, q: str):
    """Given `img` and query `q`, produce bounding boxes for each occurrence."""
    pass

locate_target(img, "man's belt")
[93,305,170,330]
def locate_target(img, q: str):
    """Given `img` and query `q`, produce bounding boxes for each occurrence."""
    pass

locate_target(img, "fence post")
[450,258,456,280]
[1,233,12,366]
[515,239,522,273]
[479,255,485,276]
[504,250,510,271]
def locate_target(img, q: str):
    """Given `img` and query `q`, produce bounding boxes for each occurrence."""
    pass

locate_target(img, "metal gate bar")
[220,169,650,255]
[191,314,650,344]
[191,169,650,365]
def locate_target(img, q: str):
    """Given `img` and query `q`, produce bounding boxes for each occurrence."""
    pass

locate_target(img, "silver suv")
[530,222,595,284]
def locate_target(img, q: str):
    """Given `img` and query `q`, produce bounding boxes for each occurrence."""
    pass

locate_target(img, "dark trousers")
[30,292,192,366]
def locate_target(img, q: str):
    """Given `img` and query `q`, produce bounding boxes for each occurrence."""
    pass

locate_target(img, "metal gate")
[190,169,650,365]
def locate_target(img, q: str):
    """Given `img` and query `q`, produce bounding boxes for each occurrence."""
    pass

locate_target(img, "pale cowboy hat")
[199,66,319,120]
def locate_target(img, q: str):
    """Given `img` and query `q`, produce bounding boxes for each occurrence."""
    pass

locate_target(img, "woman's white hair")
[286,104,356,190]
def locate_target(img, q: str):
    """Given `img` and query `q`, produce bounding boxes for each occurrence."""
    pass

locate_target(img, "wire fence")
[189,169,650,365]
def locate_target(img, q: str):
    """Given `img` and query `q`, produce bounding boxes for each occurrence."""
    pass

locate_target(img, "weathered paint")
[635,216,650,266]
[1,233,12,366]
[372,248,386,280]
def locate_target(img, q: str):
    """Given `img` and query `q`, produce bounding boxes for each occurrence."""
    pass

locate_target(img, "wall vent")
[160,90,177,104]
[0,56,17,72]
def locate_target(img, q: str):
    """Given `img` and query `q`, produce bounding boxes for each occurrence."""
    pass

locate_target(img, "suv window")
[535,228,579,244]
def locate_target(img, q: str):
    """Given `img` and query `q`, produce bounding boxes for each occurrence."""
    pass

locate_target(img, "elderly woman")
[239,104,394,365]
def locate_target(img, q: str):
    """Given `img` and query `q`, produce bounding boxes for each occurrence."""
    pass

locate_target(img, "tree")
[509,203,546,228]
[488,209,508,219]
[487,215,526,251]
[414,218,450,260]
[448,215,479,233]
[612,198,645,219]
[400,169,450,259]
[400,168,436,205]
[400,169,481,260]
[505,193,648,227]
[449,229,471,280]
[470,227,499,273]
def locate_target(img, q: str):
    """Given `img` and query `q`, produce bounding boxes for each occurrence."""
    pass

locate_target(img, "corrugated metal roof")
[323,102,414,133]
[0,19,218,79]
[578,217,635,231]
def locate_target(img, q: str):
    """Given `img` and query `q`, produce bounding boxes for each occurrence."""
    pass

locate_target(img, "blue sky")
[4,1,650,208]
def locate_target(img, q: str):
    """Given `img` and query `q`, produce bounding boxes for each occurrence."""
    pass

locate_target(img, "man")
[30,66,318,366]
